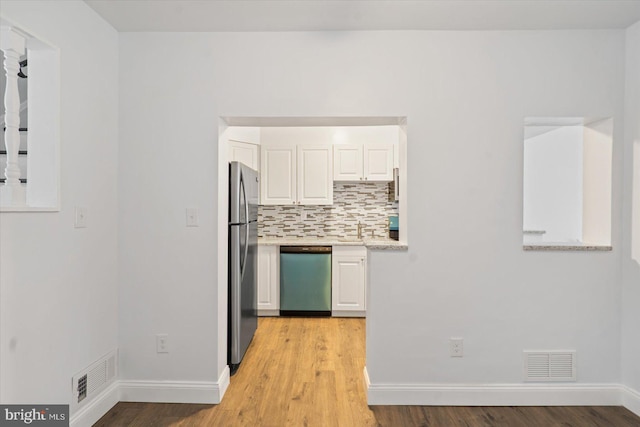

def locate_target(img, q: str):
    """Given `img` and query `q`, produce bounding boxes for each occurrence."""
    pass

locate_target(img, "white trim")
[365,375,623,406]
[217,119,230,388]
[622,385,640,417]
[364,366,372,390]
[119,378,225,404]
[69,381,119,427]
[56,376,640,424]
[217,366,231,401]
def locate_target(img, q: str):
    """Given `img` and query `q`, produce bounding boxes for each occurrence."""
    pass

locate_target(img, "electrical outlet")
[301,211,308,221]
[156,334,169,353]
[450,338,463,357]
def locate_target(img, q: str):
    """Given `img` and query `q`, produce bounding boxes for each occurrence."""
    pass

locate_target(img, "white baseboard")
[120,369,229,405]
[69,368,230,425]
[331,310,366,318]
[622,385,640,417]
[364,367,623,406]
[258,309,280,316]
[69,381,120,427]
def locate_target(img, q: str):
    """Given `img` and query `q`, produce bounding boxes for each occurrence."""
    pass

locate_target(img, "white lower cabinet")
[257,245,279,316]
[331,246,367,317]
[258,244,367,317]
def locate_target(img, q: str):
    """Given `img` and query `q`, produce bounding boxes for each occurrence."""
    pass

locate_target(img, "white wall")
[118,30,625,399]
[0,0,119,417]
[118,35,220,386]
[523,126,584,242]
[622,20,640,406]
[260,125,399,146]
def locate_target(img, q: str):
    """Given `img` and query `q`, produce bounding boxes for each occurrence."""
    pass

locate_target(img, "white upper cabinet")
[334,143,394,181]
[364,143,394,181]
[333,144,364,181]
[261,144,333,205]
[297,145,333,205]
[229,140,259,171]
[226,126,261,171]
[261,145,296,205]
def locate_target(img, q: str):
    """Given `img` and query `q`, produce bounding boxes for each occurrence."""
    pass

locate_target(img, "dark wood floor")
[95,318,640,426]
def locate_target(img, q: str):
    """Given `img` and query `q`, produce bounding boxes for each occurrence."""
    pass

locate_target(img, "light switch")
[186,208,199,227]
[74,207,87,228]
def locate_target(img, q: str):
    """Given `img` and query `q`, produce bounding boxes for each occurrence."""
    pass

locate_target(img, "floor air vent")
[72,350,117,405]
[524,350,576,381]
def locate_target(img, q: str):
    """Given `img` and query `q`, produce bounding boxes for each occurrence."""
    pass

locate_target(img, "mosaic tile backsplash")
[258,182,399,239]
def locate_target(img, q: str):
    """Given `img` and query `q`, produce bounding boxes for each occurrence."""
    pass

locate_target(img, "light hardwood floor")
[95,317,640,426]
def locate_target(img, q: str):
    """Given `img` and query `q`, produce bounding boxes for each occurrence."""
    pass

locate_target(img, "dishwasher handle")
[280,246,332,254]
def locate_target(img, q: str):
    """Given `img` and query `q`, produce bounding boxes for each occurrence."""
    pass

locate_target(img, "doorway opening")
[218,117,407,398]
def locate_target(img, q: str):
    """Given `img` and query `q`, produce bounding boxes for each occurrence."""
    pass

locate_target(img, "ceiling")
[84,0,640,32]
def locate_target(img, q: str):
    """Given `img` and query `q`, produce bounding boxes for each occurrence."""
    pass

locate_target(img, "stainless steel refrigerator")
[228,161,259,375]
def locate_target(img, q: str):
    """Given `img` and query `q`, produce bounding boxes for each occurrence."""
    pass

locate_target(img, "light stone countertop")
[258,237,408,250]
[361,237,408,250]
[523,244,612,251]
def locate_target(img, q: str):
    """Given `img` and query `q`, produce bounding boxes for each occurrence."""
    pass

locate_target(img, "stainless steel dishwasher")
[279,246,331,316]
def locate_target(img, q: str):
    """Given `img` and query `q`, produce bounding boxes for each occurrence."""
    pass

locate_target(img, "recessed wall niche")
[523,117,613,248]
[0,23,60,211]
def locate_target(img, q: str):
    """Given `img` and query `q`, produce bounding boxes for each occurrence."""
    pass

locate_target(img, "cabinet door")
[333,144,363,181]
[332,248,366,316]
[229,140,259,171]
[364,143,394,181]
[261,145,296,205]
[297,145,333,205]
[257,245,279,315]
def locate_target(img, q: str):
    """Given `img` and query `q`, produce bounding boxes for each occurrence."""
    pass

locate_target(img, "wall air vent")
[72,350,117,406]
[524,350,576,382]
[77,375,87,403]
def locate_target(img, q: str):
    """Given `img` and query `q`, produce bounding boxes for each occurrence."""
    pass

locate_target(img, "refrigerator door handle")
[244,175,250,232]
[239,176,250,280]
[241,222,250,280]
